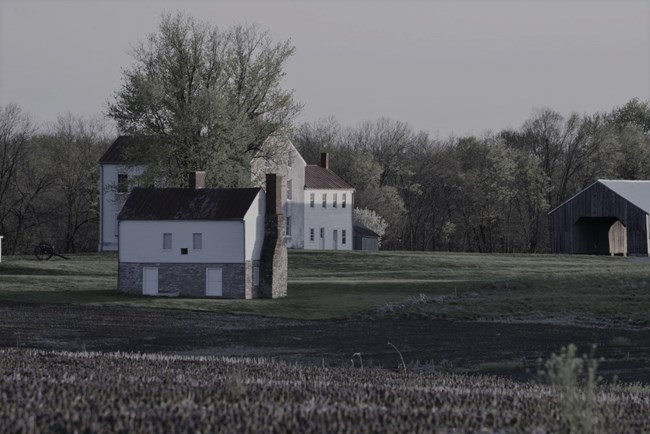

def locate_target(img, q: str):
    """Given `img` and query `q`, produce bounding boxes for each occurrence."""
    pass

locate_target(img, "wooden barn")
[549,180,650,256]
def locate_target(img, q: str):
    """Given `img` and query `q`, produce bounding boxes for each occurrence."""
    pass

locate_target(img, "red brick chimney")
[188,171,206,189]
[320,152,329,170]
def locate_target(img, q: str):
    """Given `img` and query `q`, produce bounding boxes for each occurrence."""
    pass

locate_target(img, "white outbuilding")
[117,172,287,299]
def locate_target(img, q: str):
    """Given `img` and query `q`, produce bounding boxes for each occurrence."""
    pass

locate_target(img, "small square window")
[180,248,188,255]
[193,233,202,250]
[163,233,172,250]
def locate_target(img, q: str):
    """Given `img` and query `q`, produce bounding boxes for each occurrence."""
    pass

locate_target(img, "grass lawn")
[0,250,649,323]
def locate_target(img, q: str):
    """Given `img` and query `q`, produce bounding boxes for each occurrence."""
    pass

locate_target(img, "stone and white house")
[117,172,287,298]
[100,135,356,252]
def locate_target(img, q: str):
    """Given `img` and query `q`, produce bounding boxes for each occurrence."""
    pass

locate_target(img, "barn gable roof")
[304,165,353,189]
[549,179,650,215]
[118,187,261,221]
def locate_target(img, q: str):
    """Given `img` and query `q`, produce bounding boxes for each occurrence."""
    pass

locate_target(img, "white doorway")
[206,268,223,296]
[142,267,158,295]
[319,227,325,249]
[333,230,338,250]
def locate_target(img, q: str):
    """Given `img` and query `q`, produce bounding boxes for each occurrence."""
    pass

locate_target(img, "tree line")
[2,99,648,255]
[292,99,650,253]
[0,104,111,255]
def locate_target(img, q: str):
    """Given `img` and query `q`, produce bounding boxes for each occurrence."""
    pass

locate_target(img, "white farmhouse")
[117,172,287,299]
[302,153,354,250]
[98,136,146,252]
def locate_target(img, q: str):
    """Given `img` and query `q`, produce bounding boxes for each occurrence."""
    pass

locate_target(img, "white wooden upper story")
[118,187,265,264]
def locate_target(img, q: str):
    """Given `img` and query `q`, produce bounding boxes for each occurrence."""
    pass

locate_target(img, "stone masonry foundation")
[118,262,260,299]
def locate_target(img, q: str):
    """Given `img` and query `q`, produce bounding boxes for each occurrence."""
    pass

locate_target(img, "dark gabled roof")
[304,165,353,189]
[354,225,380,238]
[118,187,261,220]
[99,135,154,164]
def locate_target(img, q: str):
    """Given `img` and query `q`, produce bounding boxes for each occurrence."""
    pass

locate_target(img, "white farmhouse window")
[322,193,327,208]
[253,266,260,286]
[342,229,347,244]
[310,193,315,208]
[342,193,347,208]
[163,233,172,250]
[193,233,202,250]
[117,174,128,193]
[287,179,293,201]
[286,216,292,237]
[310,228,315,241]
[333,193,338,208]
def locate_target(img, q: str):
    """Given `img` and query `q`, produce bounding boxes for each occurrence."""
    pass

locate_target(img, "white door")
[319,227,325,249]
[206,268,223,296]
[142,267,158,295]
[333,230,338,250]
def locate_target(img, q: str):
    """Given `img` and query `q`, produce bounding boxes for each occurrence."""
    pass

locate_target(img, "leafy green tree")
[108,12,301,187]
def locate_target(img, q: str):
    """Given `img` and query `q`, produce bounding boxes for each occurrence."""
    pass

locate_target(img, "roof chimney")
[320,152,329,170]
[265,173,282,215]
[188,171,206,189]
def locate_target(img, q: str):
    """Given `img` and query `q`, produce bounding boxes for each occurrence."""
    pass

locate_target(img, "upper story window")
[322,193,327,208]
[286,179,293,201]
[333,193,338,208]
[193,233,202,250]
[117,174,128,193]
[310,193,315,208]
[163,233,172,250]
[342,193,347,208]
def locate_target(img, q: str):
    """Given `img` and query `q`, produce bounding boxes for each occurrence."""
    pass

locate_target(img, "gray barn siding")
[551,182,648,255]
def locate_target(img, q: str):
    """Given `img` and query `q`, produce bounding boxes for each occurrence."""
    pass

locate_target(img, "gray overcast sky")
[1,0,649,137]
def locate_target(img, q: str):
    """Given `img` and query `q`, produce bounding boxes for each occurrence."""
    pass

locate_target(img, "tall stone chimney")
[320,152,329,170]
[259,173,287,298]
[188,171,206,189]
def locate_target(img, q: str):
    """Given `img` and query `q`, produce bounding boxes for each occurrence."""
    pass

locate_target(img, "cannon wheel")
[34,243,54,261]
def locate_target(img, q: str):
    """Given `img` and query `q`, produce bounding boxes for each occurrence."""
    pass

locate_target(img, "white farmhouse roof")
[549,179,650,214]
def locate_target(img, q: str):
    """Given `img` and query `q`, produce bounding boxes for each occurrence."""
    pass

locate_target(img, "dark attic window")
[180,248,188,255]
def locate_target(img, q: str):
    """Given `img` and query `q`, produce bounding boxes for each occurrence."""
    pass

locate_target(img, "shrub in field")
[542,344,602,433]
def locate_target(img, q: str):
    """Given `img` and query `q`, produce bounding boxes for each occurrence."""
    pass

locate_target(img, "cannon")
[34,242,69,261]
